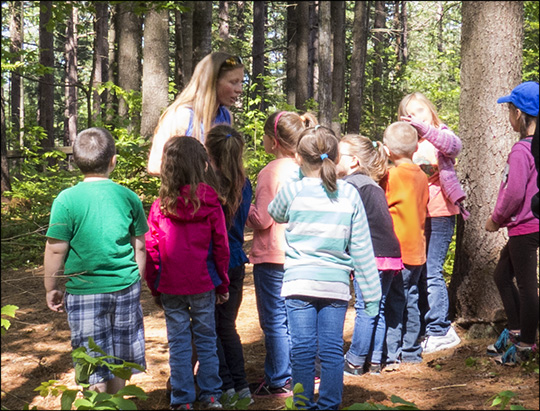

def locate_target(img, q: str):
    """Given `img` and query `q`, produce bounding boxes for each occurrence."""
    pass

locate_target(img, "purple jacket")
[145,183,230,296]
[492,137,539,236]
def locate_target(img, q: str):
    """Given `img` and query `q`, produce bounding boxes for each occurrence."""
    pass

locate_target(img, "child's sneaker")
[236,387,255,406]
[343,358,366,376]
[421,326,461,354]
[487,329,520,356]
[495,343,538,366]
[369,363,382,375]
[170,404,193,410]
[383,362,400,372]
[250,378,293,398]
[199,396,223,409]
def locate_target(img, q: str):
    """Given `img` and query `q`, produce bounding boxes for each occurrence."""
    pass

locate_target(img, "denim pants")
[161,291,222,405]
[286,297,348,410]
[419,216,455,337]
[385,265,423,364]
[253,263,291,387]
[216,265,248,391]
[346,270,395,367]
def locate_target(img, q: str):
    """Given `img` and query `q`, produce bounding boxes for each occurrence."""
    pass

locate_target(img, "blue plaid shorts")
[65,281,146,385]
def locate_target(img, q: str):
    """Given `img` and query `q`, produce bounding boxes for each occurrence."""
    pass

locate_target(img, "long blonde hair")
[154,52,244,142]
[340,134,389,183]
[397,92,441,128]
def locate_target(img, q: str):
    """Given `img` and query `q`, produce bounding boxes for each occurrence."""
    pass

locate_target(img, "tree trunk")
[116,2,142,130]
[252,1,266,111]
[64,3,78,147]
[347,1,369,134]
[401,0,408,66]
[218,1,230,49]
[296,0,309,111]
[106,5,117,125]
[236,1,247,44]
[178,1,194,89]
[141,6,170,139]
[193,1,212,67]
[331,1,345,136]
[308,1,317,101]
[318,1,332,127]
[286,1,297,107]
[372,0,385,140]
[38,0,55,154]
[91,1,109,123]
[9,1,22,144]
[1,87,10,194]
[449,1,524,332]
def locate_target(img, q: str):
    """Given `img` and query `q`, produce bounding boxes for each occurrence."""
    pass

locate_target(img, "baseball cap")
[497,81,539,116]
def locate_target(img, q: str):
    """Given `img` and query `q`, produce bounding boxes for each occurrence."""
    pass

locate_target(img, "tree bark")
[64,2,78,147]
[308,1,317,101]
[178,1,194,89]
[372,0,385,140]
[252,1,266,111]
[141,6,170,139]
[286,1,297,107]
[449,1,524,331]
[38,0,55,154]
[296,0,309,111]
[91,1,109,123]
[347,1,369,134]
[218,1,230,48]
[318,1,332,127]
[1,87,10,193]
[193,1,212,67]
[331,1,345,136]
[9,1,23,144]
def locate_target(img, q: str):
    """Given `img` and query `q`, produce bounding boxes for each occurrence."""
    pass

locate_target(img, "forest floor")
[1,229,539,410]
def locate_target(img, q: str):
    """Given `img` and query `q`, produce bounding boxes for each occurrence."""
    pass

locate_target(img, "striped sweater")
[268,177,381,316]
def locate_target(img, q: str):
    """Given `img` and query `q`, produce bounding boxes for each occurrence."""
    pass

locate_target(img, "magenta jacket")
[492,137,539,236]
[145,183,230,296]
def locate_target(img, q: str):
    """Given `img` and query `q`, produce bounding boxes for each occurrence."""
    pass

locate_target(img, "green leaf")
[60,389,79,410]
[1,305,19,317]
[106,397,138,410]
[116,384,148,399]
[88,337,107,356]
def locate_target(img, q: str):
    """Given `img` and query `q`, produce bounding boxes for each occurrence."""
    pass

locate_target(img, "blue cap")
[497,81,539,116]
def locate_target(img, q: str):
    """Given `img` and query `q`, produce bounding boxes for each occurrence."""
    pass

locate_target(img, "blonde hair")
[297,126,340,193]
[383,122,418,158]
[397,92,441,127]
[264,111,318,156]
[340,134,389,183]
[154,52,244,143]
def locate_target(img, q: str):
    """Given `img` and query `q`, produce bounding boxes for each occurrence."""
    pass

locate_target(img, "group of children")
[44,82,539,410]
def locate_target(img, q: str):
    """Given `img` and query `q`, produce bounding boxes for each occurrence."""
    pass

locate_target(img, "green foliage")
[36,337,148,410]
[488,390,527,410]
[523,1,540,82]
[1,305,19,335]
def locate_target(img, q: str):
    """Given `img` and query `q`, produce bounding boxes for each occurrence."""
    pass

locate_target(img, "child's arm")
[144,202,162,296]
[402,116,462,158]
[131,234,146,279]
[247,169,278,229]
[211,207,231,297]
[43,238,69,312]
[267,183,293,224]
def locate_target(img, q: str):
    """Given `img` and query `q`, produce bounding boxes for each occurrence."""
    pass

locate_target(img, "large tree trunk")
[38,0,55,155]
[1,87,10,194]
[252,1,266,111]
[91,1,109,123]
[331,1,345,136]
[347,1,369,134]
[193,1,212,67]
[141,6,169,139]
[295,0,309,111]
[372,0,385,140]
[308,1,317,101]
[449,1,524,334]
[9,1,22,144]
[286,1,297,107]
[177,1,194,90]
[318,1,332,127]
[64,3,78,147]
[218,1,230,48]
[106,5,117,125]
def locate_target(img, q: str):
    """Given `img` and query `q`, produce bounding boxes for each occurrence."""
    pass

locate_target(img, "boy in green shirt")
[44,127,149,394]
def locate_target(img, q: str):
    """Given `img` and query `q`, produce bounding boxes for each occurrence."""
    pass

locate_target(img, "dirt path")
[1,239,538,410]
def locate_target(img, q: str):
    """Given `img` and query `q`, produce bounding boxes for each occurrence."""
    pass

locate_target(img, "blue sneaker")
[487,329,520,356]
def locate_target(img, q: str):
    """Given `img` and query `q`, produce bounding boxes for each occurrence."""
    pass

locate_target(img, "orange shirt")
[381,163,429,266]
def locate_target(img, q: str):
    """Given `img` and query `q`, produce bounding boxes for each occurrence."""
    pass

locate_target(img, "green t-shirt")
[46,179,149,295]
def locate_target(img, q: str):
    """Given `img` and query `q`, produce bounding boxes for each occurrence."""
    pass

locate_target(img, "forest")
[1,1,539,410]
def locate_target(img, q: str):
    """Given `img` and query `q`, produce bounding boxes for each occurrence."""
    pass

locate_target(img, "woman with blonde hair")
[147,52,244,175]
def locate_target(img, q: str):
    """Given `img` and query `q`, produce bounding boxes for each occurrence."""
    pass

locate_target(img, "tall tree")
[176,1,194,90]
[91,1,109,123]
[106,4,117,124]
[449,1,524,331]
[1,88,10,193]
[372,1,386,140]
[347,1,369,134]
[193,1,212,66]
[296,0,309,111]
[218,1,230,48]
[331,1,346,135]
[318,1,332,127]
[116,2,142,128]
[64,2,78,146]
[308,1,317,101]
[141,5,169,138]
[286,1,297,107]
[252,1,266,111]
[9,1,23,144]
[38,1,55,152]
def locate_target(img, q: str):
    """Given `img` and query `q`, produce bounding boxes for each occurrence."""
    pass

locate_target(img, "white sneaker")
[422,326,461,354]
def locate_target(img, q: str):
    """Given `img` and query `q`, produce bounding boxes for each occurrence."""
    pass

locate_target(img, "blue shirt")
[186,105,232,143]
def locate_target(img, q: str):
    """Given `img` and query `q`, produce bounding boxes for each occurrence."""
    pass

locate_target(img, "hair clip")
[225,134,232,139]
[320,153,328,160]
[314,125,321,130]
[224,56,243,67]
[372,141,378,148]
[274,111,285,137]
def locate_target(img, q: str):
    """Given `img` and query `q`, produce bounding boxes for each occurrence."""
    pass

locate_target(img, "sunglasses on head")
[223,56,243,67]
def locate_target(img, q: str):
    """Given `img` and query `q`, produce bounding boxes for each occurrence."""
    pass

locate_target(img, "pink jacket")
[145,183,230,296]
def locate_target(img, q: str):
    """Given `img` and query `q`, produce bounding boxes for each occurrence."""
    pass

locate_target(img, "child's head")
[263,111,318,157]
[296,125,340,193]
[205,124,246,224]
[159,136,220,216]
[383,122,418,160]
[398,92,440,127]
[73,127,116,175]
[497,81,539,138]
[337,134,389,183]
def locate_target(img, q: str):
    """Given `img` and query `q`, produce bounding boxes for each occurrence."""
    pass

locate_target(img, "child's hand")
[46,290,64,312]
[216,292,229,305]
[485,216,500,232]
[400,115,431,137]
[153,295,163,309]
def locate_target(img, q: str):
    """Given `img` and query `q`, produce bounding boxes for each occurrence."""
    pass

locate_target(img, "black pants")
[493,232,539,344]
[216,264,249,391]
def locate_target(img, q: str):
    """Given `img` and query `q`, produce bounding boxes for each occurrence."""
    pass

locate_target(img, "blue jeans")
[419,216,455,337]
[286,297,348,410]
[161,291,222,405]
[385,265,423,364]
[253,263,291,387]
[346,270,395,367]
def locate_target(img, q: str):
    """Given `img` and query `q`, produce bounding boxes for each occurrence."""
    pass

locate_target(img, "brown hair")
[509,103,537,139]
[297,126,340,193]
[205,125,246,226]
[73,127,116,175]
[264,111,318,156]
[159,136,221,216]
[340,134,389,183]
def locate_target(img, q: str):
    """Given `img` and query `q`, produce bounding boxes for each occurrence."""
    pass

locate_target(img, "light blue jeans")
[346,270,395,367]
[253,263,291,388]
[161,291,222,405]
[286,297,348,410]
[419,216,455,337]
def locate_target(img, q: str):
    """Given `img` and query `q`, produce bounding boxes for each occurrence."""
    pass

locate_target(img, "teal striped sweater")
[268,177,381,316]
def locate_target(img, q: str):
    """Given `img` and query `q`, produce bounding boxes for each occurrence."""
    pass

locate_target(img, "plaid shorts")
[65,281,146,385]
